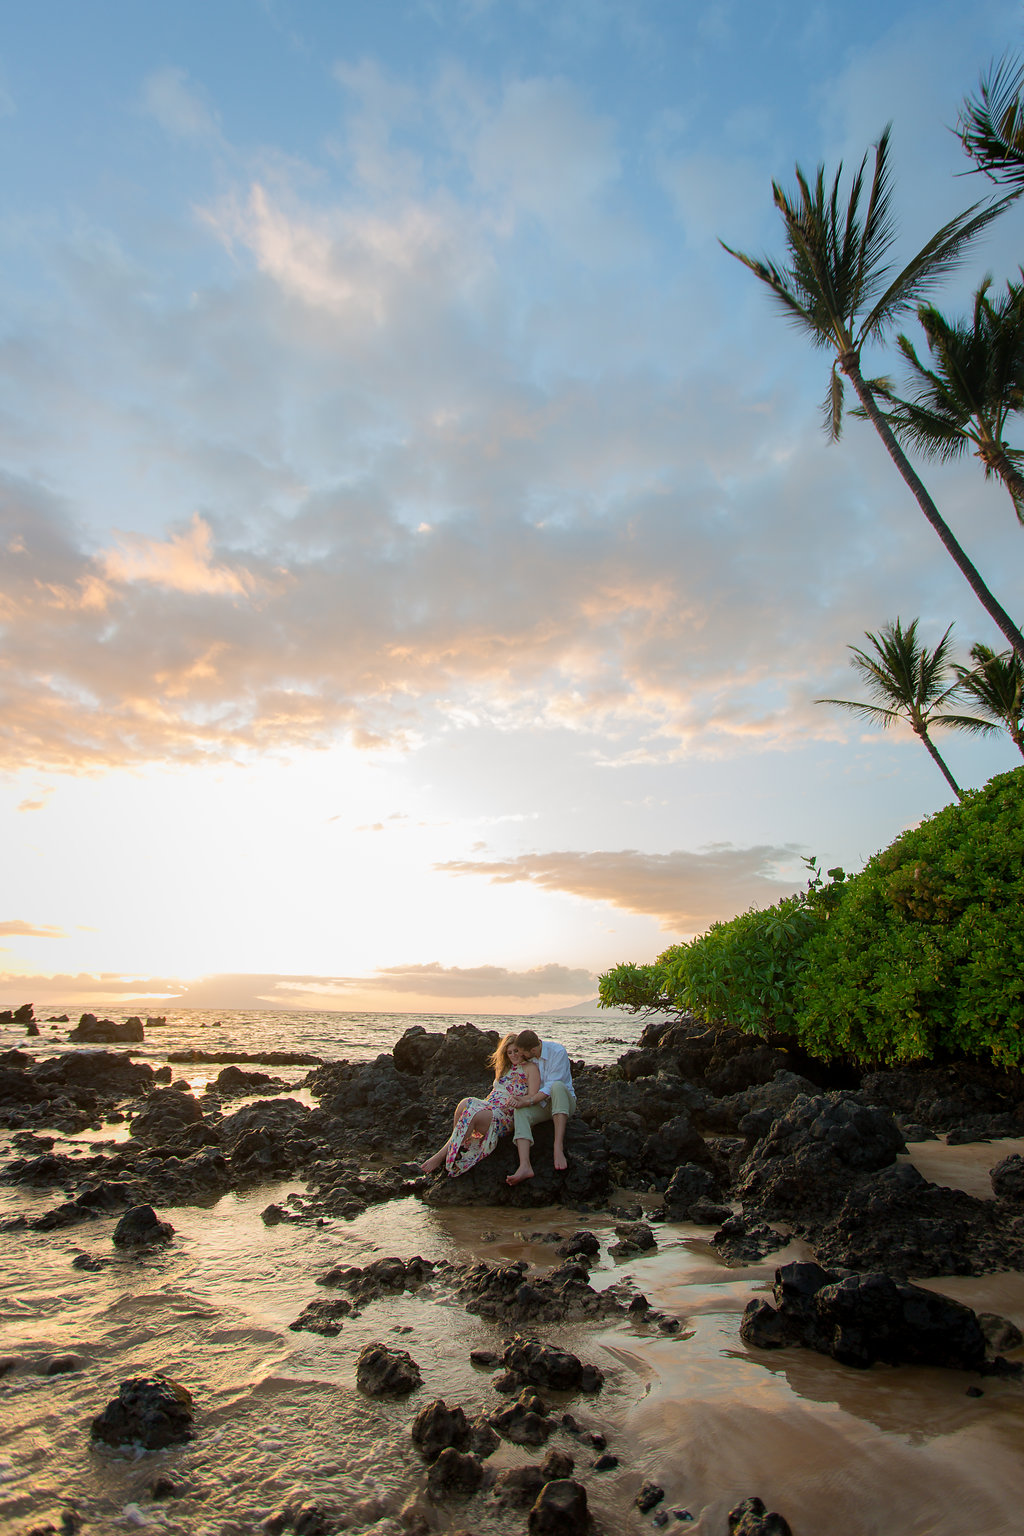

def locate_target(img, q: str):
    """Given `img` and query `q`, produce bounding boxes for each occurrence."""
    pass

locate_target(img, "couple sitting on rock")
[419,1028,575,1183]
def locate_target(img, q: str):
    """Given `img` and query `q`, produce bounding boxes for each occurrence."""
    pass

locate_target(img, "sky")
[1,0,1023,1015]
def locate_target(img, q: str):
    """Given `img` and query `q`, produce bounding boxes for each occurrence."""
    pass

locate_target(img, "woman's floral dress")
[445,1065,528,1176]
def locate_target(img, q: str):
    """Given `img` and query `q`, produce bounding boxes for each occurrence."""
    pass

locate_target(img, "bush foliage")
[793,766,1024,1066]
[599,767,1024,1067]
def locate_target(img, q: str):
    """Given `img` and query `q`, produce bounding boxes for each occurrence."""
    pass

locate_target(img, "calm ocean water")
[2,1007,642,1071]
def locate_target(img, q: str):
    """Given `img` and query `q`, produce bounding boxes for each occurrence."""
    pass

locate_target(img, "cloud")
[0,972,184,1003]
[101,514,258,596]
[0,920,65,938]
[0,963,596,1012]
[1,51,1018,778]
[436,845,804,931]
[140,67,220,142]
[355,961,595,997]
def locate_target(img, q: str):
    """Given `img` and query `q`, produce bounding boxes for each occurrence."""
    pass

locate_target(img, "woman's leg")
[420,1099,472,1173]
[467,1107,493,1139]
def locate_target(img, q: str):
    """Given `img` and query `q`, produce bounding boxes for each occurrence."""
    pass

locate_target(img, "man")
[505,1027,576,1184]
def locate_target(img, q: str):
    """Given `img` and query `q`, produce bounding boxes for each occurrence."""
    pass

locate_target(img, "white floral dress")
[445,1066,528,1176]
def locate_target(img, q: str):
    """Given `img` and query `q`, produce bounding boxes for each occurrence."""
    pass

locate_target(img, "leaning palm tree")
[958,54,1024,186]
[722,128,1024,662]
[872,276,1024,523]
[941,642,1024,759]
[817,618,965,800]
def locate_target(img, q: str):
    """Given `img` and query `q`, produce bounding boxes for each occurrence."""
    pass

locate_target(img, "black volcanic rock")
[355,1342,422,1397]
[740,1260,988,1371]
[91,1375,194,1449]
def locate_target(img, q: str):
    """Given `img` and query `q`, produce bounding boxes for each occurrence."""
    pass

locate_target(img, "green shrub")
[793,766,1024,1066]
[599,859,843,1032]
[661,893,821,1034]
[598,956,681,1014]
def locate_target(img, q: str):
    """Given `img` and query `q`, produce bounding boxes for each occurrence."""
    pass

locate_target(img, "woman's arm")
[523,1061,542,1101]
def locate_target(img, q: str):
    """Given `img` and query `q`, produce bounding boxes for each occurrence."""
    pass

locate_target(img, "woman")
[420,1034,541,1177]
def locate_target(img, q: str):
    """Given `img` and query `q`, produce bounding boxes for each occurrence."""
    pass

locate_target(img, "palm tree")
[817,618,965,800]
[871,276,1024,523]
[941,642,1024,759]
[959,54,1024,186]
[722,129,1024,662]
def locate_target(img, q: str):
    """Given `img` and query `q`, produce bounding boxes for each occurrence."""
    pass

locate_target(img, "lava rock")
[528,1479,590,1536]
[727,1496,793,1536]
[112,1205,174,1248]
[90,1375,194,1449]
[69,1015,144,1044]
[425,1448,484,1500]
[355,1342,422,1396]
[740,1260,988,1371]
[412,1399,471,1461]
[663,1163,719,1217]
[635,1481,665,1513]
[501,1335,604,1392]
[991,1153,1024,1206]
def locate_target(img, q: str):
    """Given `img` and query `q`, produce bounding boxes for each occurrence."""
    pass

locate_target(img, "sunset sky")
[2,0,1022,1015]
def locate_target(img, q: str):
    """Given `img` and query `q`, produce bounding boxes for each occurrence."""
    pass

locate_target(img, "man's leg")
[507,1102,549,1184]
[548,1083,576,1172]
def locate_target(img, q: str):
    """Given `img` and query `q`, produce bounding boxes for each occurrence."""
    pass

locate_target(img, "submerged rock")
[90,1374,194,1449]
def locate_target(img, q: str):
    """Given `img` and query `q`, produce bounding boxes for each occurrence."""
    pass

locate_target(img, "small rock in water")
[149,1475,177,1501]
[355,1341,422,1397]
[44,1354,82,1375]
[592,1452,619,1471]
[727,1495,793,1536]
[636,1481,665,1513]
[90,1374,194,1449]
[111,1205,174,1248]
[71,1252,107,1271]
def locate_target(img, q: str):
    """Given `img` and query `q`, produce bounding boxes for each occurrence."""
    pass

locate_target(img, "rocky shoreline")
[2,1010,1024,1535]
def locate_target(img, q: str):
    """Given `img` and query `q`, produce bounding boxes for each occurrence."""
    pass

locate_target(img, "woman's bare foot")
[553,1153,568,1171]
[506,1168,534,1185]
[420,1153,444,1174]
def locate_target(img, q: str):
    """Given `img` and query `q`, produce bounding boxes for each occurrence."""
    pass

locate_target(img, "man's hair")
[515,1028,541,1051]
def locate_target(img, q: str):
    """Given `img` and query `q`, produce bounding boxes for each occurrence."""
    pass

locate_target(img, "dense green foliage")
[794,766,1024,1066]
[599,768,1024,1067]
[599,859,844,1034]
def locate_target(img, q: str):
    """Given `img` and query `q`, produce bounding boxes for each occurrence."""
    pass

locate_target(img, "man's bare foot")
[506,1168,534,1185]
[553,1153,568,1171]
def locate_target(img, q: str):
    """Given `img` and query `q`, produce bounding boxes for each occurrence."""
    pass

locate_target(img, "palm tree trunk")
[841,353,1024,663]
[915,724,964,799]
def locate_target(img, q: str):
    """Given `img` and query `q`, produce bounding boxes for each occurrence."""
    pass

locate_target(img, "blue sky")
[1,0,1022,1013]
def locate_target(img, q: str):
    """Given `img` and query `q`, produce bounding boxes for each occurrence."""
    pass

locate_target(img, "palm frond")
[815,696,902,728]
[959,54,1024,186]
[823,363,844,440]
[931,711,1001,736]
[859,195,1014,342]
